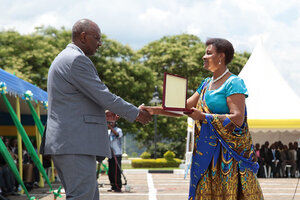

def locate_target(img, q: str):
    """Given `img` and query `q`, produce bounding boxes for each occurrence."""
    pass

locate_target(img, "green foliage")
[140,151,151,159]
[0,27,70,90]
[228,53,249,75]
[163,150,176,161]
[131,158,181,168]
[130,152,138,158]
[91,35,155,106]
[0,27,250,160]
[138,34,209,91]
[145,141,185,159]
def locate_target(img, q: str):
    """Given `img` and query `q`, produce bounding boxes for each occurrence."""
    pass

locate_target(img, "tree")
[138,34,209,92]
[0,27,69,90]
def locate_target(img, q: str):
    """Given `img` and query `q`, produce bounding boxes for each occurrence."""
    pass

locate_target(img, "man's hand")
[136,105,152,125]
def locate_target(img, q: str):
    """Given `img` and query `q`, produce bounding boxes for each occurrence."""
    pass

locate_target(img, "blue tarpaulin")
[0,68,47,102]
[0,68,48,128]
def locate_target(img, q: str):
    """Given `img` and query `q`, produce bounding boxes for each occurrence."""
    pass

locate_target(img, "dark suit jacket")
[267,149,280,165]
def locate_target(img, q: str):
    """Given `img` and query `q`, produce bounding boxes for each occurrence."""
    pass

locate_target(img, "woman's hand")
[139,105,182,117]
[140,105,155,115]
[186,107,206,121]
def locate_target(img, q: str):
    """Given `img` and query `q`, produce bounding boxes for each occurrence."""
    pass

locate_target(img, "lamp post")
[149,86,161,159]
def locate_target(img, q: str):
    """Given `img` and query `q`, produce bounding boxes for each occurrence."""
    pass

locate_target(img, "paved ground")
[6,170,300,200]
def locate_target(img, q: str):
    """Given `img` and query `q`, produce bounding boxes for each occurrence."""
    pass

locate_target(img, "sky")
[1,0,300,96]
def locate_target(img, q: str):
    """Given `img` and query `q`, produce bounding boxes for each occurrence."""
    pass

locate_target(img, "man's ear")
[79,32,87,43]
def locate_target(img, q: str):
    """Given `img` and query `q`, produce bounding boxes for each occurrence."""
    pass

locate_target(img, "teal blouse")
[197,74,248,114]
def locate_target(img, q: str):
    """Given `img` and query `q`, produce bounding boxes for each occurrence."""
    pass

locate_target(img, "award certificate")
[162,73,192,114]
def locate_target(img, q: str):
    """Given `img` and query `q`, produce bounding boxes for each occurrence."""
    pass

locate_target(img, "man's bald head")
[71,19,102,56]
[72,19,99,41]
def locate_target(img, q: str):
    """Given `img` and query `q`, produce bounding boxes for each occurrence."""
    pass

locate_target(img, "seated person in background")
[2,137,18,192]
[264,141,270,150]
[23,144,39,190]
[268,143,280,178]
[275,141,283,151]
[0,153,16,197]
[8,138,18,155]
[294,142,300,174]
[260,144,270,177]
[259,144,269,178]
[288,142,297,178]
[255,143,264,178]
[3,138,17,163]
[279,145,289,177]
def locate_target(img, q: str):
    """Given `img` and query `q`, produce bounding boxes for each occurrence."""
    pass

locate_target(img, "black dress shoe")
[113,189,122,193]
[107,189,113,192]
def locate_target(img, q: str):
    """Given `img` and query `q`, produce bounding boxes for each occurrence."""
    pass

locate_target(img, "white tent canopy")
[239,40,300,120]
[239,40,300,144]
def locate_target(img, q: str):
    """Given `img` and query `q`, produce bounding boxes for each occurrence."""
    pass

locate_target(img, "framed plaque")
[162,72,192,114]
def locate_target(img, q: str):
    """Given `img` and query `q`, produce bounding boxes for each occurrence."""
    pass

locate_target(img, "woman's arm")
[226,93,246,127]
[186,93,246,127]
[187,92,200,109]
[142,106,183,117]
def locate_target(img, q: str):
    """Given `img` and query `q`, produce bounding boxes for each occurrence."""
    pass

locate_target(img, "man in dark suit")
[267,143,280,178]
[43,19,151,200]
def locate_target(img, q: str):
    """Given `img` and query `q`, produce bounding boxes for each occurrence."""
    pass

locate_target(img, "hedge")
[140,151,151,159]
[131,158,181,168]
[164,150,176,161]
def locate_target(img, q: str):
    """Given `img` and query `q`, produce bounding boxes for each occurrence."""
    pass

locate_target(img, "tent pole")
[16,97,24,194]
[51,160,55,182]
[35,103,44,187]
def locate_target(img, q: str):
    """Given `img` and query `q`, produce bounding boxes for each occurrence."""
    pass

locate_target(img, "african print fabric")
[188,79,263,200]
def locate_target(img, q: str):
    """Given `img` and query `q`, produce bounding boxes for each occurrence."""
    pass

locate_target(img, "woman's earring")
[218,60,221,65]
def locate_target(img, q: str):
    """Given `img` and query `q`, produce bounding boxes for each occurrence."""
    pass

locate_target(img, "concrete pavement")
[7,170,300,200]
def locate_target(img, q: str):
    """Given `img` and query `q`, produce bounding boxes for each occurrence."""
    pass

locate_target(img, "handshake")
[105,105,153,125]
[135,104,153,125]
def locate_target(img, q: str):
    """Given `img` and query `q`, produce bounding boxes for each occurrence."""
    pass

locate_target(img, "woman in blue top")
[143,38,263,200]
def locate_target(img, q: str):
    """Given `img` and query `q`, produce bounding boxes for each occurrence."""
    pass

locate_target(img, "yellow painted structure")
[16,97,24,194]
[248,119,300,129]
[0,126,37,136]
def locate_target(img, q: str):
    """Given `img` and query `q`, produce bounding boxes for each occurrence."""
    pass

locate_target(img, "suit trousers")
[52,154,99,200]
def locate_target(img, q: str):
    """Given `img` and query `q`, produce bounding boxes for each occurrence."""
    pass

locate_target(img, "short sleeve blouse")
[196,74,248,114]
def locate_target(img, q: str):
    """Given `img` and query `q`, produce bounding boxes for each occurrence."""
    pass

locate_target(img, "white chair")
[285,165,292,178]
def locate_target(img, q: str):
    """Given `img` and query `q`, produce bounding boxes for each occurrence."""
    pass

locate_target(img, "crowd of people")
[0,136,40,199]
[255,141,300,178]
